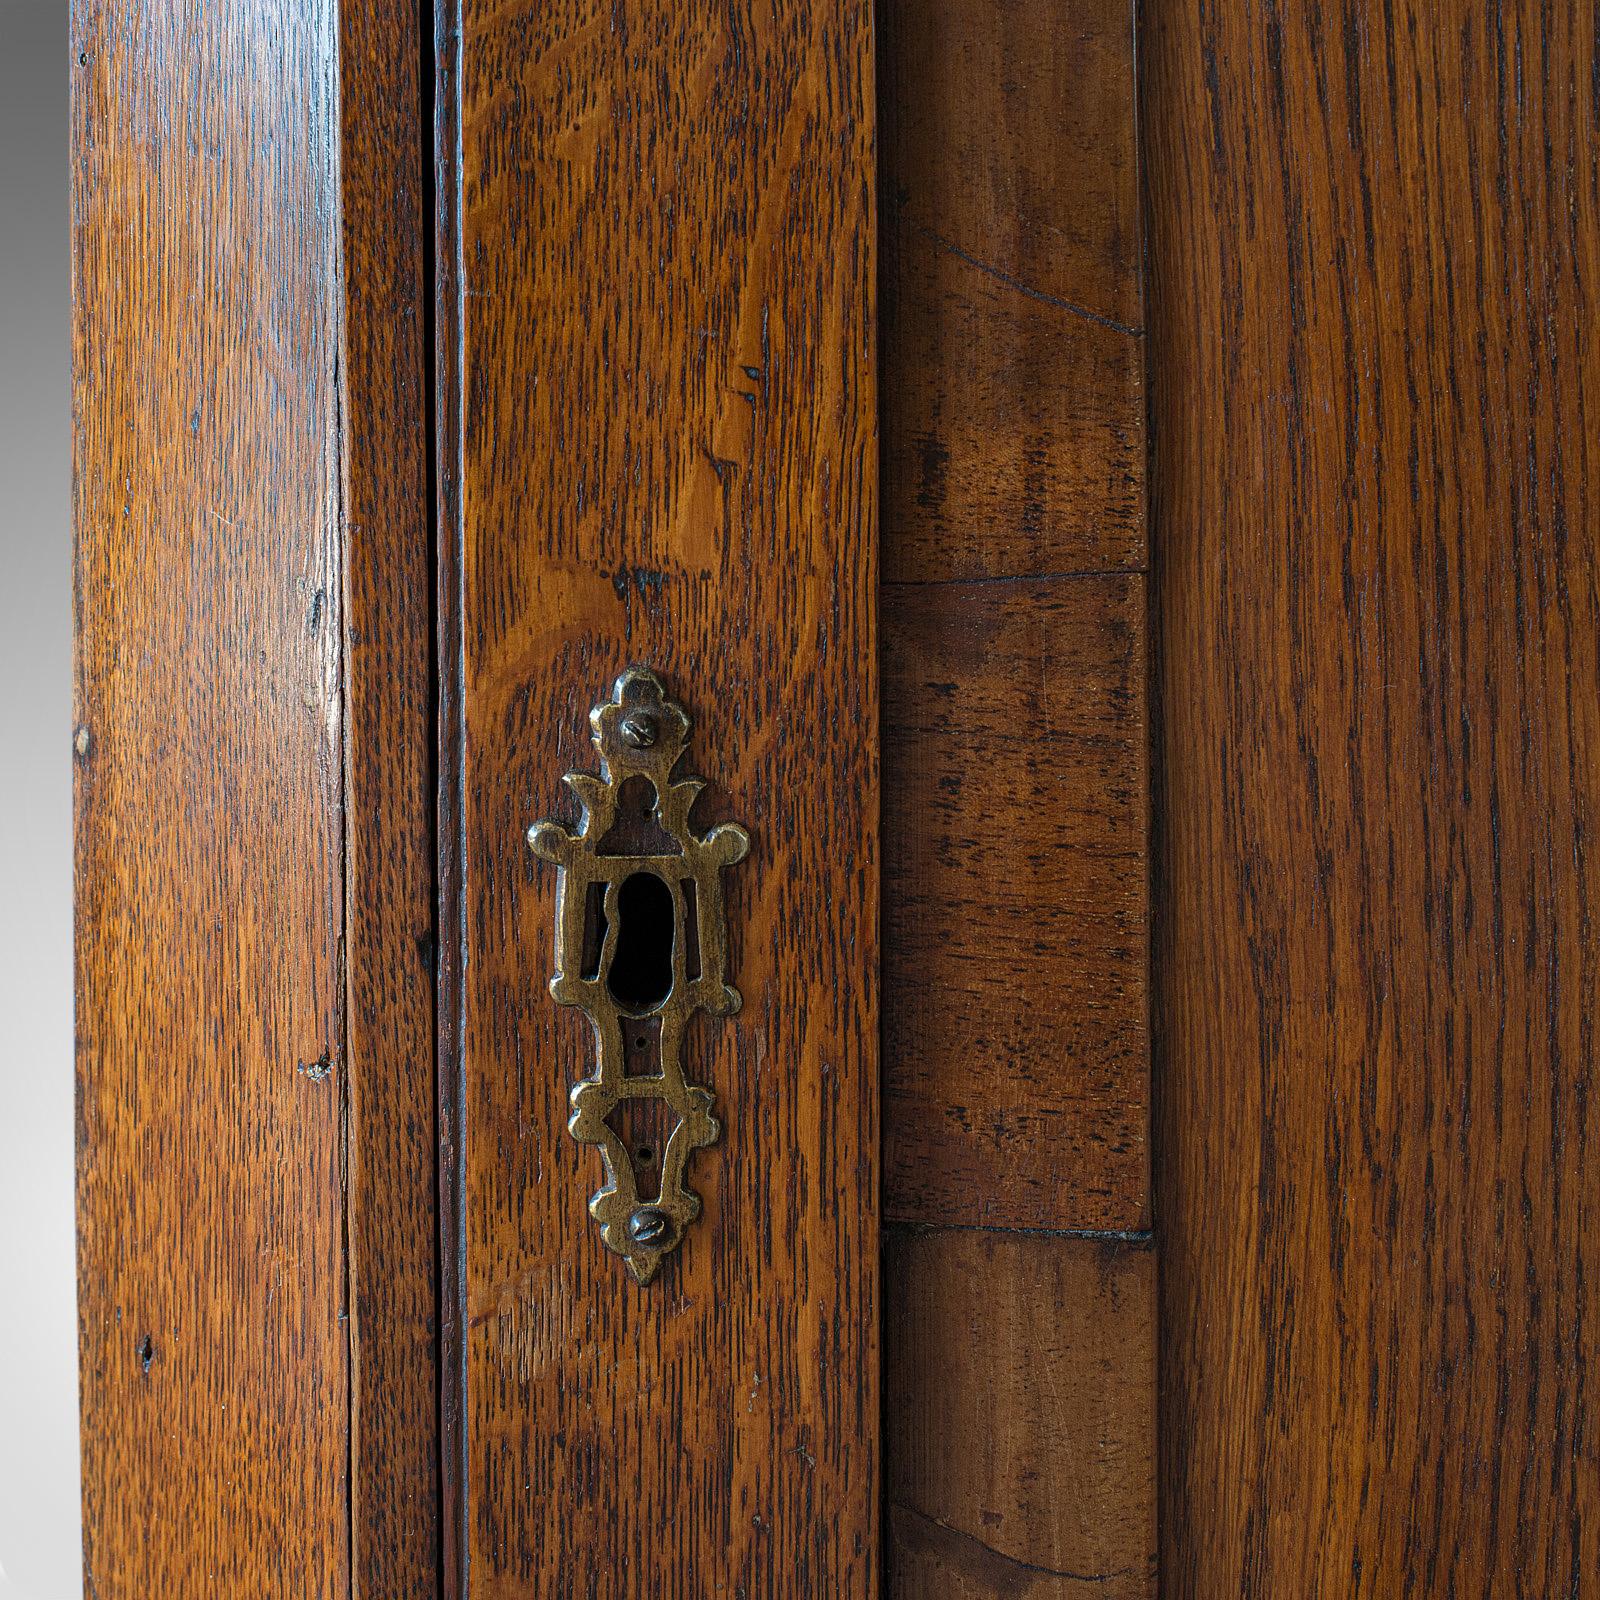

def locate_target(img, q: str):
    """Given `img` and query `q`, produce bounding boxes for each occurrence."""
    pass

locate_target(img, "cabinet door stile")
[437,3,880,1595]
[72,7,353,1593]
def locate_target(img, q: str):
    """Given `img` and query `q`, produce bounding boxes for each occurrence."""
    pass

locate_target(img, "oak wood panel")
[880,0,1153,1595]
[879,0,1144,582]
[339,2,438,1593]
[886,1230,1156,1598]
[884,577,1148,1231]
[440,1,878,1593]
[72,5,349,1594]
[1147,0,1600,1592]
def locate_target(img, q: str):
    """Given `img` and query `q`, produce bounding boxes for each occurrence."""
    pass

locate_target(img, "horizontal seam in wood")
[883,567,1147,589]
[885,1220,1154,1245]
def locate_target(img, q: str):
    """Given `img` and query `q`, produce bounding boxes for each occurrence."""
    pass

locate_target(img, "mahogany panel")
[886,1229,1156,1598]
[72,5,349,1593]
[339,1,438,1593]
[440,1,879,1594]
[883,577,1148,1232]
[1147,0,1600,1592]
[879,0,1144,582]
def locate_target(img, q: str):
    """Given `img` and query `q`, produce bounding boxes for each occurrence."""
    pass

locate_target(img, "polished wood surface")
[438,0,879,1593]
[1147,0,1600,1591]
[339,2,438,1593]
[881,0,1148,1235]
[884,577,1147,1231]
[72,5,349,1593]
[880,0,1153,1594]
[880,0,1144,583]
[887,1231,1156,1598]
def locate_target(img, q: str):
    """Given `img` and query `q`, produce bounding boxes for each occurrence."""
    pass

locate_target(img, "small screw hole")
[637,1146,655,1164]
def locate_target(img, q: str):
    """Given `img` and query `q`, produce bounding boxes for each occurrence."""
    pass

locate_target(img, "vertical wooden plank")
[879,0,1153,1594]
[339,0,438,1594]
[880,0,1144,582]
[438,2,878,1595]
[880,0,1148,1234]
[1146,0,1600,1592]
[887,1232,1156,1599]
[71,3,349,1594]
[883,577,1147,1232]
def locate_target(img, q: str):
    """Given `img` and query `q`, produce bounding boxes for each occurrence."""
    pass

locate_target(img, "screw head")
[619,711,658,750]
[626,1207,674,1249]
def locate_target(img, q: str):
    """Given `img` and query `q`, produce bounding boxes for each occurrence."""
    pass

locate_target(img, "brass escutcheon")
[527,667,749,1283]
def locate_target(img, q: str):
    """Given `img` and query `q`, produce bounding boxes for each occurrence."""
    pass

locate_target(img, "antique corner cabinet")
[72,0,1597,1596]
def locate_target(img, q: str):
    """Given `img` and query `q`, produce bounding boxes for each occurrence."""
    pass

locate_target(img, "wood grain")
[886,1230,1156,1600]
[880,1,1153,1596]
[438,0,879,1593]
[884,577,1147,1231]
[880,0,1148,1236]
[879,0,1144,582]
[339,1,438,1593]
[72,4,349,1593]
[1146,0,1600,1591]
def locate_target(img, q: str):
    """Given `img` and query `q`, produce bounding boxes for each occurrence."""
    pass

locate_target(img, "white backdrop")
[0,2,81,1595]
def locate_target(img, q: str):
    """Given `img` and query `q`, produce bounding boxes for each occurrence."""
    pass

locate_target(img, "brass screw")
[620,711,658,750]
[627,1207,673,1248]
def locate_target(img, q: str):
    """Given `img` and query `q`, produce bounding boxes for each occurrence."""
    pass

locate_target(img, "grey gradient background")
[0,1,82,1595]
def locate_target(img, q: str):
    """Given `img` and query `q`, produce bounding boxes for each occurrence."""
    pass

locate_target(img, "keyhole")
[606,870,675,1012]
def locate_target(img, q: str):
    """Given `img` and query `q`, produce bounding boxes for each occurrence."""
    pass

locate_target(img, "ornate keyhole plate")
[527,667,749,1283]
